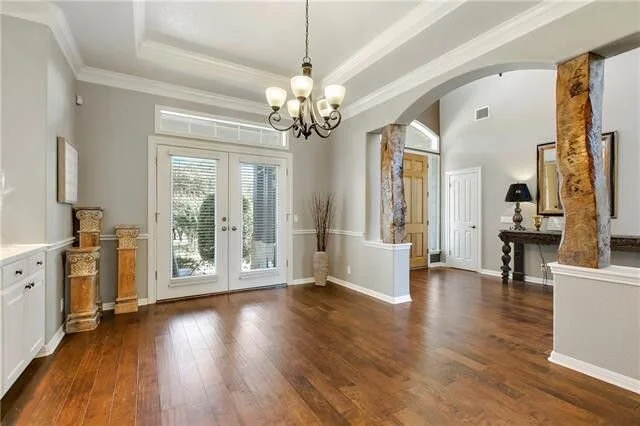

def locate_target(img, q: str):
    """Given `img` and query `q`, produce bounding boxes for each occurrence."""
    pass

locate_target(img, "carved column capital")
[115,225,141,249]
[67,247,100,277]
[74,207,104,233]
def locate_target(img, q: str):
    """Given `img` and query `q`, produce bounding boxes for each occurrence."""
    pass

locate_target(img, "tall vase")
[313,251,328,286]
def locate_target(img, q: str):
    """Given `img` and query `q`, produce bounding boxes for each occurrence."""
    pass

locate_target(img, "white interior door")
[446,168,481,271]
[156,146,288,301]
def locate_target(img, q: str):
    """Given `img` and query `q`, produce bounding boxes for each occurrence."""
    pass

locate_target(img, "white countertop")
[0,244,48,266]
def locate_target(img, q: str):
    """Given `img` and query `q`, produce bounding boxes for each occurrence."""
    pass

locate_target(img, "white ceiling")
[4,1,638,117]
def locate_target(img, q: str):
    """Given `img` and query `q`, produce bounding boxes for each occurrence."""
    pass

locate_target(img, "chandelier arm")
[268,111,298,132]
[322,110,342,131]
[311,123,332,139]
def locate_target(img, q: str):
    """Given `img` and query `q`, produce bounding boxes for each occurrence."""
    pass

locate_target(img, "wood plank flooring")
[2,269,639,425]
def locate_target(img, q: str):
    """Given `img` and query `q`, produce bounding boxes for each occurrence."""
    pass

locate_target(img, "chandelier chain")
[304,0,310,62]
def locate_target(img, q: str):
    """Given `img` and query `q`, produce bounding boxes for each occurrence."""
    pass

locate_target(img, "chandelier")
[265,0,346,139]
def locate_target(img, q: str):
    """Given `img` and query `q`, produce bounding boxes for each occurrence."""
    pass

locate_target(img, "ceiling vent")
[475,106,490,121]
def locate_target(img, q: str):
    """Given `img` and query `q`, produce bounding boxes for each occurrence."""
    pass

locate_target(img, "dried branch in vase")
[310,193,334,252]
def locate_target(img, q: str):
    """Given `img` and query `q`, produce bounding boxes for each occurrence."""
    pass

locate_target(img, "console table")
[498,230,640,284]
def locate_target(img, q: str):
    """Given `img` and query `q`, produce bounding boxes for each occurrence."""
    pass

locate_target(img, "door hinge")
[155,270,158,280]
[286,168,289,177]
[286,259,289,268]
[155,212,159,222]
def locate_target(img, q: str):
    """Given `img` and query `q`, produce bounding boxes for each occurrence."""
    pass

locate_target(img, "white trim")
[292,229,315,235]
[444,167,482,272]
[329,229,364,238]
[429,262,447,268]
[45,237,75,252]
[341,1,592,119]
[35,325,65,358]
[549,263,640,287]
[100,234,150,242]
[322,0,465,87]
[362,240,412,251]
[77,67,266,116]
[480,269,554,286]
[289,277,314,285]
[328,275,411,304]
[0,2,83,75]
[137,40,289,95]
[549,351,640,395]
[102,298,149,311]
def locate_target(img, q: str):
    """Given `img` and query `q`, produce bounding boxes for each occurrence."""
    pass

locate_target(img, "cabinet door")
[23,277,45,359]
[2,284,26,391]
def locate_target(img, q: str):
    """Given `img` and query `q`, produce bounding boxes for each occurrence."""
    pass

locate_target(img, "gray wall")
[74,81,330,298]
[417,101,440,135]
[439,48,640,277]
[1,16,76,342]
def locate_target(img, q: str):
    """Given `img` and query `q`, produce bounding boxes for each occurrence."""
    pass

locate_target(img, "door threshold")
[157,283,287,303]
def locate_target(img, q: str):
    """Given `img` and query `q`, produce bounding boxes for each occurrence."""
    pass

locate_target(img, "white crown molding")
[1,1,84,75]
[322,0,465,87]
[137,40,290,94]
[77,67,267,116]
[549,351,640,395]
[328,275,411,304]
[341,0,594,120]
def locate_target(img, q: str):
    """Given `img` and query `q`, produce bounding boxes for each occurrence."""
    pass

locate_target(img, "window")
[155,106,288,149]
[406,120,441,255]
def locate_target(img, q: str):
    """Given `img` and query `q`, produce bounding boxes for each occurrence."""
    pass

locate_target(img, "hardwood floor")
[2,269,639,425]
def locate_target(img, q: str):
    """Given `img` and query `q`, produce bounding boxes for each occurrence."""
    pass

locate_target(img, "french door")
[156,146,287,300]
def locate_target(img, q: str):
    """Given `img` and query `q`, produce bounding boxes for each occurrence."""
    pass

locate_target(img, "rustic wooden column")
[114,225,140,314]
[73,207,103,314]
[65,247,100,333]
[556,53,610,268]
[380,124,407,243]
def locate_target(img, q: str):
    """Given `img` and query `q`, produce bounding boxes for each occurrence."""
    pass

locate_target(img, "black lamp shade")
[505,183,532,202]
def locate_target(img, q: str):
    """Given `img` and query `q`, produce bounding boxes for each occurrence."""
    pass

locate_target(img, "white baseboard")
[429,262,447,268]
[549,351,640,394]
[327,275,411,304]
[102,298,150,311]
[36,325,65,358]
[289,277,314,285]
[480,269,554,286]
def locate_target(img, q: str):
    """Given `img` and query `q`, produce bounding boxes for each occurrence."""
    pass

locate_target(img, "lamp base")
[511,202,526,231]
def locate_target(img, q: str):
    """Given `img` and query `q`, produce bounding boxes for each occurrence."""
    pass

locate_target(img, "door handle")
[221,226,228,231]
[468,225,476,229]
[221,217,227,222]
[231,226,238,231]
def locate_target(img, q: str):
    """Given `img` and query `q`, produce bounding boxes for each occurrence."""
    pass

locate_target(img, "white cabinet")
[2,284,26,388]
[0,246,46,396]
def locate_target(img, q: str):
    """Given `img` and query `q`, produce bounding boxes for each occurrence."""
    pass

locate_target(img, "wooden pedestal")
[74,207,104,313]
[66,247,100,333]
[114,225,140,314]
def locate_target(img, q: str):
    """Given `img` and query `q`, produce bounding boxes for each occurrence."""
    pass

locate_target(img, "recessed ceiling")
[144,1,420,78]
[8,0,637,116]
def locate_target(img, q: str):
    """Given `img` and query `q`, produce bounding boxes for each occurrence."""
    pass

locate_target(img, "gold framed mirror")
[536,132,616,217]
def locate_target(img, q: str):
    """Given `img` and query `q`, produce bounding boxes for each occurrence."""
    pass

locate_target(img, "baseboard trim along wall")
[328,275,411,304]
[36,325,65,358]
[102,298,150,311]
[289,277,315,285]
[481,269,554,286]
[549,351,640,395]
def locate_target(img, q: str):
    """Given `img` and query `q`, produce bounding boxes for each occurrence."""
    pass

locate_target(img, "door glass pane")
[240,163,278,271]
[171,156,217,278]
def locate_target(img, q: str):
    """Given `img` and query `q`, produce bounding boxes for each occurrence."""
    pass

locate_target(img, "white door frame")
[444,167,482,272]
[147,134,293,304]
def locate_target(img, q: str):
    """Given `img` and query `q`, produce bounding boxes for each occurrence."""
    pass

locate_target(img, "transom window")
[155,106,288,150]
[406,121,439,153]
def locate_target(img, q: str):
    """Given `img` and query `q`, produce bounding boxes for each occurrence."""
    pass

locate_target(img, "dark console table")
[498,230,640,284]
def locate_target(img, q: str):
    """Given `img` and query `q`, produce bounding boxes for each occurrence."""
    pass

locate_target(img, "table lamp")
[505,183,532,230]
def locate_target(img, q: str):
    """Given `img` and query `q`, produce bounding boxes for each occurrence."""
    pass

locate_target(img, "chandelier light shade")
[265,0,345,139]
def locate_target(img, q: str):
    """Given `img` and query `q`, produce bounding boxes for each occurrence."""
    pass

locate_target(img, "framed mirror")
[536,132,616,217]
